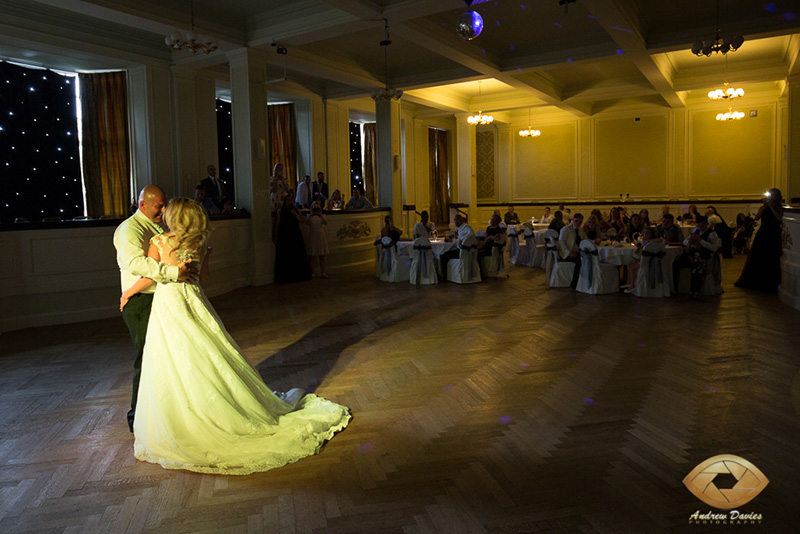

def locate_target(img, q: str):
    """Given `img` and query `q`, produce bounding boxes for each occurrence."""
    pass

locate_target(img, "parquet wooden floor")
[2,256,800,533]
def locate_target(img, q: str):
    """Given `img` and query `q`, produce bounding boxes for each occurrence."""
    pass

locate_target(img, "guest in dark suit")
[312,172,329,208]
[201,164,228,211]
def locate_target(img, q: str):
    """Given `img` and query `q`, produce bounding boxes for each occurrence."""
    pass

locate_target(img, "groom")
[113,185,197,432]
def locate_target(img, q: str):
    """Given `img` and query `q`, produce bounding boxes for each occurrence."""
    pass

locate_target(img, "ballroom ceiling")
[1,0,799,117]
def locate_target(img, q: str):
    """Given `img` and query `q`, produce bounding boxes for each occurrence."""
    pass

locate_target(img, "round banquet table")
[596,244,683,265]
[396,239,457,259]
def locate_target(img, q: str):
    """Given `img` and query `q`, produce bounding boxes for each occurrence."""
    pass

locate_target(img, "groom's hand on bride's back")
[178,261,199,284]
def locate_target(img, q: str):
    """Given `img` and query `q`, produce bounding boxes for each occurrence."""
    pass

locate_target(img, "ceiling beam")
[581,0,686,109]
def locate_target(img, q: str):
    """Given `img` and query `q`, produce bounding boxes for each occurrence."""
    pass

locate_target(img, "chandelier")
[716,107,744,121]
[164,0,218,54]
[467,81,493,125]
[708,56,744,100]
[518,108,541,137]
[691,0,743,56]
[371,19,403,101]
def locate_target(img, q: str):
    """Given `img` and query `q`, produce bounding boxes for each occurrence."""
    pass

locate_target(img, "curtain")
[268,103,297,192]
[429,128,450,226]
[362,122,378,204]
[79,71,131,219]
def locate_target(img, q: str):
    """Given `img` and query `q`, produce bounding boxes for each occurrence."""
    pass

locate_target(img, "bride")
[120,198,350,475]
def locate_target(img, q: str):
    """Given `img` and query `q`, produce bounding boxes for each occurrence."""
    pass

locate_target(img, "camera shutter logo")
[683,454,769,510]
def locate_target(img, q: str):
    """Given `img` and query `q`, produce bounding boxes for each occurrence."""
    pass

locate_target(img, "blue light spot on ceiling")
[567,58,572,62]
[510,43,515,50]
[785,11,796,20]
[555,22,562,28]
[521,4,526,8]
[610,26,634,33]
[617,49,624,55]
[764,3,778,12]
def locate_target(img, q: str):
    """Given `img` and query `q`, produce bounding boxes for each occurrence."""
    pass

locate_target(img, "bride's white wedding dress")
[133,234,350,475]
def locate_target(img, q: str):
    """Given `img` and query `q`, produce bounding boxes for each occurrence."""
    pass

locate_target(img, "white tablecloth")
[597,245,683,266]
[514,230,547,246]
[509,222,550,233]
[396,240,457,259]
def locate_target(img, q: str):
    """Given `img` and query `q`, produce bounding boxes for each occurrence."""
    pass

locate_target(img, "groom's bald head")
[138,185,168,223]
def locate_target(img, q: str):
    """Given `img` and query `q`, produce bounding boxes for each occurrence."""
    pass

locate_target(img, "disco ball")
[457,10,483,40]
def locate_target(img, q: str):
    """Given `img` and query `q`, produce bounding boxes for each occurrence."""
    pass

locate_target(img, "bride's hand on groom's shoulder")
[178,260,199,284]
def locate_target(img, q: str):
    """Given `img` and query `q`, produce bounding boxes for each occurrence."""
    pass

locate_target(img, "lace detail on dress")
[150,234,203,265]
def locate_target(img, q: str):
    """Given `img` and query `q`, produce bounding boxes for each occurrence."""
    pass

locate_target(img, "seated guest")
[558,212,586,289]
[540,206,554,224]
[626,213,645,241]
[194,185,219,214]
[380,215,403,246]
[345,188,373,209]
[504,205,520,225]
[479,214,506,264]
[439,214,474,274]
[609,207,625,235]
[414,210,433,239]
[295,175,314,209]
[583,215,604,244]
[674,215,721,297]
[620,206,630,225]
[683,203,700,223]
[639,208,651,226]
[590,209,612,233]
[548,210,566,232]
[563,207,573,223]
[489,209,505,228]
[660,204,671,223]
[657,213,683,243]
[623,226,663,293]
[327,189,344,210]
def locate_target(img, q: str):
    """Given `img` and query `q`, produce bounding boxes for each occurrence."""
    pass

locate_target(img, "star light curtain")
[215,99,235,193]
[0,61,82,223]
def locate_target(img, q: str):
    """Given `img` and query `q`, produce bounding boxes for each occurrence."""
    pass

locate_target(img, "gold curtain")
[268,103,297,192]
[78,71,131,218]
[429,128,450,226]
[362,122,378,204]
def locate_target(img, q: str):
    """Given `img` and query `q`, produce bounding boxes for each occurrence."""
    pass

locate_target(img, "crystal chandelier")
[708,56,744,101]
[371,19,403,101]
[518,108,541,137]
[691,0,743,57]
[467,81,493,125]
[716,107,744,121]
[164,0,218,55]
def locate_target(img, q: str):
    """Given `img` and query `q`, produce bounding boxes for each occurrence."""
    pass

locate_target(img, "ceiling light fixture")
[708,55,744,100]
[691,0,743,57]
[518,108,541,137]
[456,1,484,41]
[716,107,744,121]
[467,81,493,125]
[164,0,218,55]
[558,0,577,13]
[371,19,403,101]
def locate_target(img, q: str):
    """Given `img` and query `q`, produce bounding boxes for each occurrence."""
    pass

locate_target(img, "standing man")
[312,171,329,208]
[558,212,586,288]
[113,185,196,432]
[295,175,314,209]
[201,164,227,211]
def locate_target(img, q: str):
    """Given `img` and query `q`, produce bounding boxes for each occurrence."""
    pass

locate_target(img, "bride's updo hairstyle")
[163,197,210,256]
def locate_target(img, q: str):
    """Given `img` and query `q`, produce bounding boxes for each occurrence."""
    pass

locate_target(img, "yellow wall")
[689,105,775,198]
[594,114,668,199]
[513,122,577,200]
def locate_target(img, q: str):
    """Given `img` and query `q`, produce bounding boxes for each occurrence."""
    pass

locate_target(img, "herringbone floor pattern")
[2,256,799,533]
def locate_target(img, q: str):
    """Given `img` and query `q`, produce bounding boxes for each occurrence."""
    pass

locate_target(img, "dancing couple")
[113,185,350,475]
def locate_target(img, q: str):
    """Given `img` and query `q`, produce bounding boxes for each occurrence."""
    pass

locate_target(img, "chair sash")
[381,242,394,275]
[642,250,666,288]
[461,244,477,280]
[580,249,599,286]
[414,244,433,280]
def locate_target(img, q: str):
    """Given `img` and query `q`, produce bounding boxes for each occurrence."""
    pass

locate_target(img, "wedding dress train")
[133,235,350,475]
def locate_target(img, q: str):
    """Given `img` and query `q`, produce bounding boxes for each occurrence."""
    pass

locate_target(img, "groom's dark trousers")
[122,293,154,432]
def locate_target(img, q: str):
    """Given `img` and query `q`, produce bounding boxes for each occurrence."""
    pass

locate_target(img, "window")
[0,61,82,223]
[216,98,235,198]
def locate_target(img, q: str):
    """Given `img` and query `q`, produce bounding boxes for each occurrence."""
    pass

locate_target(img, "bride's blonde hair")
[163,198,210,257]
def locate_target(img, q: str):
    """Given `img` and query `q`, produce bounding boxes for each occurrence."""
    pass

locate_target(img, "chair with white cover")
[481,234,507,278]
[545,230,574,288]
[374,235,383,278]
[576,240,619,294]
[507,226,521,265]
[632,241,670,298]
[378,237,410,282]
[409,237,438,285]
[676,252,724,295]
[521,228,542,267]
[447,236,481,284]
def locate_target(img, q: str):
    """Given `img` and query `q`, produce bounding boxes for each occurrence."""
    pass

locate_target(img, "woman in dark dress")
[274,192,311,283]
[380,215,403,246]
[734,188,784,292]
